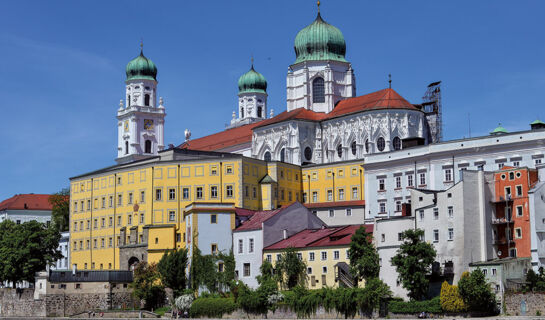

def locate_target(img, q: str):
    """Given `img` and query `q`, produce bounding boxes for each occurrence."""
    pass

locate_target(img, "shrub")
[388,296,442,314]
[189,297,237,318]
[237,278,279,315]
[458,269,497,314]
[440,281,467,312]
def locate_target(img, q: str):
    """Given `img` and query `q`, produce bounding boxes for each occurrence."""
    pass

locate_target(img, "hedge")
[189,297,237,318]
[388,296,442,314]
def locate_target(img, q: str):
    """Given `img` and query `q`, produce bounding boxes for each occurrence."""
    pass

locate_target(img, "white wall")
[233,229,263,288]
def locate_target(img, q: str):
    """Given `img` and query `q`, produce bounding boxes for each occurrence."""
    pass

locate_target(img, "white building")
[0,194,53,225]
[50,231,70,270]
[529,164,545,270]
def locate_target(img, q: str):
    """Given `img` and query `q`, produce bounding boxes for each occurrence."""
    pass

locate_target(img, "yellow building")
[263,224,371,289]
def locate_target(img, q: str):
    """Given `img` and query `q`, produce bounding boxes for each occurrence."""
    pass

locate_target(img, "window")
[241,107,244,118]
[87,199,91,210]
[379,179,385,191]
[211,244,218,254]
[266,255,272,262]
[419,173,426,186]
[127,215,132,225]
[395,201,402,212]
[346,208,352,216]
[312,192,318,202]
[483,269,488,276]
[211,214,217,224]
[321,251,327,260]
[169,188,176,200]
[238,239,243,254]
[168,211,175,222]
[536,158,542,165]
[492,268,497,276]
[505,186,511,198]
[516,206,523,217]
[155,189,162,201]
[312,77,325,103]
[509,172,515,180]
[407,175,414,187]
[448,228,454,241]
[257,106,262,118]
[309,252,315,261]
[74,222,78,231]
[303,192,308,203]
[433,229,439,242]
[196,187,203,199]
[433,208,439,220]
[307,267,312,274]
[288,191,292,201]
[281,190,285,200]
[516,185,523,197]
[448,206,454,218]
[398,233,403,241]
[128,193,133,204]
[352,187,358,199]
[351,141,357,155]
[392,136,401,150]
[253,187,257,198]
[329,209,334,218]
[498,163,504,170]
[117,216,122,226]
[125,141,129,154]
[249,238,254,253]
[93,239,97,248]
[327,190,333,201]
[304,147,312,161]
[210,186,218,198]
[447,193,452,198]
[515,228,522,239]
[211,166,217,175]
[101,238,105,248]
[243,263,251,277]
[395,176,401,188]
[144,94,150,106]
[337,144,343,158]
[94,219,98,229]
[226,185,233,198]
[101,218,105,227]
[377,137,385,151]
[334,250,339,260]
[101,197,105,208]
[322,266,328,274]
[381,234,385,242]
[182,188,189,200]
[379,202,386,213]
[365,139,370,153]
[138,213,144,224]
[338,188,344,200]
[444,169,452,182]
[280,148,285,162]
[510,248,517,257]
[264,151,271,162]
[140,191,145,203]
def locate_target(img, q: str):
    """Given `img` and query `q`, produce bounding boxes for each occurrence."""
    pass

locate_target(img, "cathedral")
[116,5,441,165]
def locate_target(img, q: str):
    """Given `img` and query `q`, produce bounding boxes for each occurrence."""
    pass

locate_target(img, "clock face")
[144,119,154,130]
[123,121,129,132]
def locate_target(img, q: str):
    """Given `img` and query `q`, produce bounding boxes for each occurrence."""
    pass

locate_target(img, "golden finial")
[317,0,321,12]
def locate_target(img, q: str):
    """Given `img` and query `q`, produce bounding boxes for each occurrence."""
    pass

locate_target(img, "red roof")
[0,194,53,211]
[235,207,257,217]
[264,224,373,250]
[328,88,418,118]
[235,208,284,231]
[304,200,365,209]
[178,121,264,151]
[254,108,328,129]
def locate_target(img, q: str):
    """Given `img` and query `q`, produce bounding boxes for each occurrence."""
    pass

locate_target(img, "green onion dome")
[126,50,157,81]
[238,65,267,94]
[294,12,346,64]
[490,123,509,135]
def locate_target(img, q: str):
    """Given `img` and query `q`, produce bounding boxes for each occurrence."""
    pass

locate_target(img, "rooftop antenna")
[468,112,471,138]
[388,74,392,89]
[251,55,254,69]
[139,38,144,55]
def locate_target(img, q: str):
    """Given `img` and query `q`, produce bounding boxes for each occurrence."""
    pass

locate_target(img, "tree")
[190,246,217,293]
[217,249,236,292]
[526,269,539,291]
[157,249,188,297]
[49,188,70,232]
[274,247,307,290]
[0,220,62,286]
[349,226,379,282]
[458,269,497,314]
[391,228,436,301]
[130,262,165,310]
[440,281,467,312]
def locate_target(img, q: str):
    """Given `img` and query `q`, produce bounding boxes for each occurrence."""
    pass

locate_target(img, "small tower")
[229,61,268,128]
[116,45,165,164]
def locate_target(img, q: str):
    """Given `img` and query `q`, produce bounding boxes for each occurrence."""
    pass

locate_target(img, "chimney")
[283,229,287,240]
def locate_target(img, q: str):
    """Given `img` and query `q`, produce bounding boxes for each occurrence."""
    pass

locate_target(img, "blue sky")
[1,1,544,200]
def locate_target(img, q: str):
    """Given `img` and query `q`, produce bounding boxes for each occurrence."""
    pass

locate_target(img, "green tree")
[257,260,274,284]
[526,269,539,291]
[391,228,436,301]
[49,188,70,232]
[349,226,379,282]
[190,246,218,293]
[0,220,62,286]
[275,247,307,290]
[458,269,497,314]
[130,262,165,310]
[157,248,188,297]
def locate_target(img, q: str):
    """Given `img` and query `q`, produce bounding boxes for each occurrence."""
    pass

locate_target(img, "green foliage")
[0,219,62,286]
[439,281,467,312]
[217,250,236,291]
[157,248,188,297]
[49,188,70,232]
[275,247,307,290]
[237,278,279,315]
[525,268,545,291]
[391,228,437,301]
[349,226,380,282]
[189,297,237,318]
[257,260,274,284]
[388,296,442,314]
[130,262,165,310]
[458,269,497,314]
[190,246,218,293]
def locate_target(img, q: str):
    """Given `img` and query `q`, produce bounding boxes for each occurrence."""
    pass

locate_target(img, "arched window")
[351,141,357,156]
[365,139,369,153]
[312,77,325,103]
[241,107,245,118]
[304,147,313,161]
[144,94,150,106]
[377,137,385,152]
[337,144,343,158]
[127,95,131,107]
[280,148,285,162]
[325,147,329,160]
[145,140,152,153]
[264,151,271,162]
[125,141,129,155]
[392,136,402,150]
[257,106,262,118]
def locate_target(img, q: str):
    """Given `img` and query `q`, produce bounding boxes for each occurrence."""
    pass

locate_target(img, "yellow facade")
[69,150,365,271]
[302,160,364,204]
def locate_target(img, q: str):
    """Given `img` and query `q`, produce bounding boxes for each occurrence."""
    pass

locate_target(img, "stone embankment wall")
[0,288,46,317]
[504,292,545,316]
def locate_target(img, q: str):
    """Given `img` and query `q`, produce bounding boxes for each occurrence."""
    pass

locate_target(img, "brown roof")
[235,207,284,231]
[304,200,365,209]
[253,108,328,129]
[328,88,418,118]
[0,194,53,211]
[178,121,264,151]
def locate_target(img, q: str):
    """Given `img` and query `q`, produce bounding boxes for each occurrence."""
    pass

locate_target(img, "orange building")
[492,166,539,258]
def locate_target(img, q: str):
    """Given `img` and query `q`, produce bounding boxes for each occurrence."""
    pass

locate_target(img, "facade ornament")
[119,99,124,110]
[232,111,236,120]
[270,109,274,118]
[184,129,191,142]
[159,97,164,106]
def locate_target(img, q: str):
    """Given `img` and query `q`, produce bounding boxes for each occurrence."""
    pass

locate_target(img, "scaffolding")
[422,81,442,142]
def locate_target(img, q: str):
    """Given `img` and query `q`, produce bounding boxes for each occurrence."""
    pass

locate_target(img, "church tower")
[229,62,268,128]
[286,3,356,113]
[116,46,165,164]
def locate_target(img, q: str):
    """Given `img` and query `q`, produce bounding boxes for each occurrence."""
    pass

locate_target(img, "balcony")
[490,195,513,204]
[493,238,515,245]
[491,218,514,225]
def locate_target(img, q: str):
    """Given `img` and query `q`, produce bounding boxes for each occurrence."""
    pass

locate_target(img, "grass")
[154,306,170,316]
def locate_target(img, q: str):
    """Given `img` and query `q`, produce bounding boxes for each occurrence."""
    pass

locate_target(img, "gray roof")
[49,270,133,283]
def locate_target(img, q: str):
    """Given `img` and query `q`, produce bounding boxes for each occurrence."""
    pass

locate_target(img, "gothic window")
[280,148,286,162]
[264,151,271,162]
[392,136,401,150]
[312,77,325,103]
[365,139,370,153]
[304,147,313,161]
[145,140,152,153]
[257,106,262,118]
[351,141,357,156]
[144,94,150,106]
[337,144,343,158]
[377,137,385,152]
[241,107,244,118]
[125,141,129,155]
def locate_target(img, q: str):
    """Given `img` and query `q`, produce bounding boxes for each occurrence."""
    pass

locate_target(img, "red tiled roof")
[235,208,284,231]
[264,224,373,250]
[178,121,264,152]
[235,207,257,217]
[0,194,53,211]
[254,108,328,129]
[304,200,365,209]
[328,88,418,118]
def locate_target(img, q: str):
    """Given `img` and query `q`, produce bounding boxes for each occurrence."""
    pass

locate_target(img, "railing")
[493,238,515,245]
[491,218,513,225]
